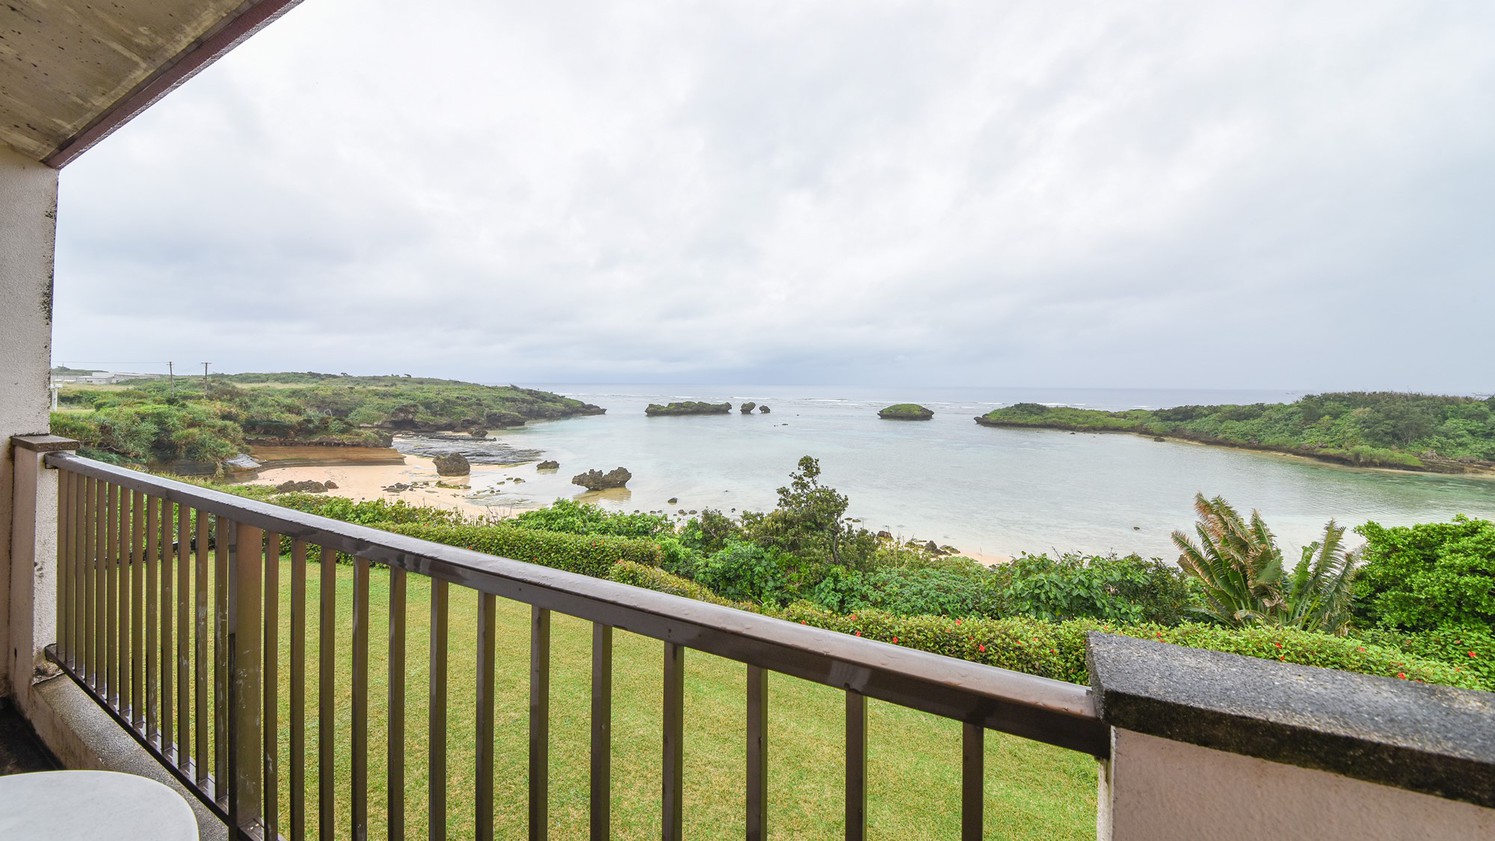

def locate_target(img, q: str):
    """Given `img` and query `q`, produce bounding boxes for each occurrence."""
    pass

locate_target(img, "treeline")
[51,373,601,467]
[227,458,1494,693]
[976,392,1495,472]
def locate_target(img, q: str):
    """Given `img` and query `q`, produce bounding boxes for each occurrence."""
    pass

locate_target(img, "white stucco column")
[1101,729,1495,841]
[0,145,61,700]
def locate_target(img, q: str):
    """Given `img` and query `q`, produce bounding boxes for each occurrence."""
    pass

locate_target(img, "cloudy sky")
[53,0,1495,391]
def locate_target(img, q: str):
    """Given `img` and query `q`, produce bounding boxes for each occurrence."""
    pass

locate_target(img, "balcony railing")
[44,451,1107,840]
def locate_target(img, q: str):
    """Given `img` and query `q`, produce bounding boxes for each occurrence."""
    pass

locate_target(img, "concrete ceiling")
[0,0,301,168]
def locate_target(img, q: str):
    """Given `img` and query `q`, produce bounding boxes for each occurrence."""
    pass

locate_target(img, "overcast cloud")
[52,0,1495,391]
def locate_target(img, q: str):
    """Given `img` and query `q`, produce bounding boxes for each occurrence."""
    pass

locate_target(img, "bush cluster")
[609,563,1483,690]
[384,522,662,578]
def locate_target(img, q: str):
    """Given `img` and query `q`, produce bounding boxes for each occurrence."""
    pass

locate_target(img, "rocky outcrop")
[536,459,560,470]
[572,467,632,490]
[275,480,328,493]
[758,405,770,414]
[223,453,262,474]
[740,401,757,414]
[433,452,471,476]
[879,404,934,420]
[645,401,731,416]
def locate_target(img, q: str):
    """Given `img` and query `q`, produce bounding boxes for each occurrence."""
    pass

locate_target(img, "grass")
[248,559,1095,839]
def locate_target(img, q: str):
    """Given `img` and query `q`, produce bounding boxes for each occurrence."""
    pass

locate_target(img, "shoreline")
[973,421,1495,480]
[242,450,1014,565]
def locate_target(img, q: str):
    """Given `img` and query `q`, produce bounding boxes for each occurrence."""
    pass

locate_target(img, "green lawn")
[267,560,1096,839]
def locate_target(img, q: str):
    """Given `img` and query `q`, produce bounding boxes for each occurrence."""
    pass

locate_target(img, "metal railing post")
[227,522,264,833]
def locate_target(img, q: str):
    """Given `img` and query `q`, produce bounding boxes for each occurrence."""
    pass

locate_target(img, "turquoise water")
[469,385,1495,560]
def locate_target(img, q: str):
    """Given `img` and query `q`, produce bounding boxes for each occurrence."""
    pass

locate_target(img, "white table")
[0,769,198,840]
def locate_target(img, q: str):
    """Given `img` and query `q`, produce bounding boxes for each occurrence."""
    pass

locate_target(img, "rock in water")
[223,453,261,473]
[878,403,935,420]
[275,480,327,493]
[433,452,471,476]
[572,467,632,490]
[740,401,757,414]
[645,401,732,416]
[758,404,770,413]
[537,459,560,470]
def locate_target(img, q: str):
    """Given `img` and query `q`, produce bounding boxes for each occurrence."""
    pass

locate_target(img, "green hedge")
[609,563,1485,691]
[608,560,745,607]
[385,523,662,578]
[1354,626,1495,689]
[263,493,471,527]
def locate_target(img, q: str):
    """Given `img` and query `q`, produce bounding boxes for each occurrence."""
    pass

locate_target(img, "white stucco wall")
[0,145,60,699]
[1101,728,1495,841]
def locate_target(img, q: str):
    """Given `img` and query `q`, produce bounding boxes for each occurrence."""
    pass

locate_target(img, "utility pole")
[202,362,210,395]
[167,360,174,398]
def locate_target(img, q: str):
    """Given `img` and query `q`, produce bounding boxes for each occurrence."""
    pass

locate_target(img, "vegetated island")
[878,403,934,420]
[975,392,1495,474]
[645,401,731,416]
[50,371,603,471]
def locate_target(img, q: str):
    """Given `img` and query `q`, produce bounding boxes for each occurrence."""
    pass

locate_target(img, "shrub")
[267,493,470,527]
[682,509,746,554]
[855,567,999,617]
[1354,626,1495,689]
[993,553,1192,625]
[382,523,661,578]
[691,541,792,606]
[511,499,673,539]
[607,561,745,608]
[1355,516,1495,631]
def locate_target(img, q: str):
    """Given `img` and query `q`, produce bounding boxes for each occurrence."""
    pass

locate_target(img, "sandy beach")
[245,454,530,520]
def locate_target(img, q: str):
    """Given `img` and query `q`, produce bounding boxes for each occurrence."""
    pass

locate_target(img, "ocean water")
[450,384,1495,560]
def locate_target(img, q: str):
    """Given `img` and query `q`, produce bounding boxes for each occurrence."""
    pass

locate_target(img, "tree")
[1172,494,1358,633]
[743,456,873,570]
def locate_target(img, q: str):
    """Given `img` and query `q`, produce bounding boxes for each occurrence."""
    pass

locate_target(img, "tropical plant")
[1172,494,1358,633]
[1281,521,1358,634]
[1172,495,1285,626]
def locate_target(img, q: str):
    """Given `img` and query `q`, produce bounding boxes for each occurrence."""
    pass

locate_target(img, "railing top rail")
[47,451,1108,756]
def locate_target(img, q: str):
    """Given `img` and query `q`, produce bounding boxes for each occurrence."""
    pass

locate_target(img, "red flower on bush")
[1274,643,1282,649]
[954,619,962,625]
[1470,651,1478,658]
[854,630,861,637]
[978,644,986,653]
[1397,672,1408,680]
[892,636,899,644]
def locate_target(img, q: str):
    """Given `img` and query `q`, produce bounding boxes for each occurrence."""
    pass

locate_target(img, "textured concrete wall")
[0,145,59,699]
[1102,729,1495,841]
